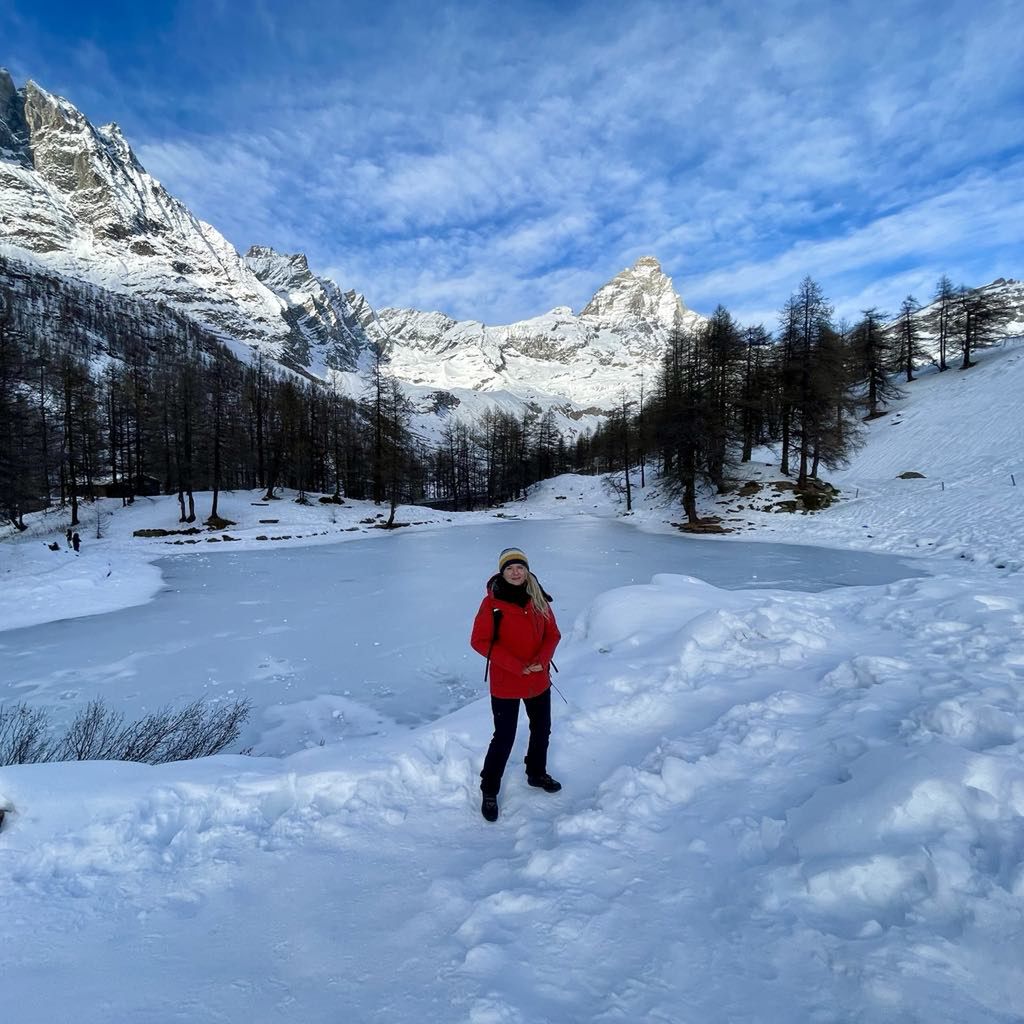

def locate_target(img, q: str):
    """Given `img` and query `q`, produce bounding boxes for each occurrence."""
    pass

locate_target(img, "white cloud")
[31,0,1020,325]
[686,161,1024,323]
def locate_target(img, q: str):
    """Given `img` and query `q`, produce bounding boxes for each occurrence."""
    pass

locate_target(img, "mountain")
[581,254,696,323]
[374,256,705,409]
[0,70,708,431]
[6,70,1019,438]
[243,246,383,374]
[0,71,292,350]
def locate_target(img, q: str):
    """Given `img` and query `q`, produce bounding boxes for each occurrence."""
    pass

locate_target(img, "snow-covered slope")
[755,340,1024,572]
[896,277,1024,360]
[244,245,385,374]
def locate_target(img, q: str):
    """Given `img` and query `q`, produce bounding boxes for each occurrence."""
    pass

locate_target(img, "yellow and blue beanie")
[498,547,529,572]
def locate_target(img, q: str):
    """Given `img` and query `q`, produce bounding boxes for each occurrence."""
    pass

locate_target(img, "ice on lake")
[2,519,928,755]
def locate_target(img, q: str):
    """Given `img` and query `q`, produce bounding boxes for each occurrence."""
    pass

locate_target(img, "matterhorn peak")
[633,255,664,271]
[580,255,699,331]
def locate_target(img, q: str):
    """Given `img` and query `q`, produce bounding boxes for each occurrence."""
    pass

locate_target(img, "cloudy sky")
[2,0,1022,326]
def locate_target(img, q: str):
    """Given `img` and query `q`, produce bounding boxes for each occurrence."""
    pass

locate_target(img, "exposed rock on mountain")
[581,255,702,328]
[0,70,292,349]
[244,246,383,374]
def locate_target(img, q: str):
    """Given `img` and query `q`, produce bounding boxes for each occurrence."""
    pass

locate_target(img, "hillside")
[718,340,1024,572]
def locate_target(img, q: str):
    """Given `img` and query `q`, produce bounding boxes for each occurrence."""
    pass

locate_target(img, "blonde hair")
[525,573,551,618]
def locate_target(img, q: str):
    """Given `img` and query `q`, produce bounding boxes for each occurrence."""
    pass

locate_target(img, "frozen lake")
[2,519,928,754]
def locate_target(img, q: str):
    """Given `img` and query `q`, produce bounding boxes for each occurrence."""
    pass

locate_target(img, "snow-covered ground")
[1,343,1023,1023]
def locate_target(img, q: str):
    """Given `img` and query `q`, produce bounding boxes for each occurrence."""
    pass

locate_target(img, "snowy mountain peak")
[245,246,314,293]
[0,72,291,345]
[244,245,385,374]
[581,255,699,331]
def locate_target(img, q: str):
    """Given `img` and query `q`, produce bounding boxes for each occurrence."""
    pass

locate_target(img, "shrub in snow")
[0,698,251,766]
[0,703,51,765]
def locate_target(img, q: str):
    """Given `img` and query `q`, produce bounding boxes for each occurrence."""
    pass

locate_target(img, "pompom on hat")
[498,547,529,572]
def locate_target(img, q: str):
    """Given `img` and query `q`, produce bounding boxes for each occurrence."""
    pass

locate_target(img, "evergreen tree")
[380,376,413,526]
[650,328,711,524]
[782,278,838,485]
[701,305,744,491]
[954,286,1010,370]
[895,295,921,383]
[931,275,956,372]
[850,307,898,418]
[737,325,773,462]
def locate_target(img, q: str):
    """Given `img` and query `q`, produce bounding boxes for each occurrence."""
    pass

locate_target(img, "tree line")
[0,258,581,527]
[0,255,1013,530]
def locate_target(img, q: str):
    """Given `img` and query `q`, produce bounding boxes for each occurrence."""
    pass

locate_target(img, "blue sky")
[2,0,1022,326]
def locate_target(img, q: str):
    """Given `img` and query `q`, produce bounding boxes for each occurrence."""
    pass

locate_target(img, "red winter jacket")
[470,580,561,699]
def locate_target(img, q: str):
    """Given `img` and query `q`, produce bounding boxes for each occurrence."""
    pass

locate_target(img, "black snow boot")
[527,773,562,793]
[481,794,499,822]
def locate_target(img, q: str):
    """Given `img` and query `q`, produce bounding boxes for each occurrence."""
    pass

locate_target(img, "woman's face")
[502,563,528,586]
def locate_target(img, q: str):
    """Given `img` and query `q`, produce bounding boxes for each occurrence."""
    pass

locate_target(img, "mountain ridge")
[0,70,711,429]
[2,69,1021,435]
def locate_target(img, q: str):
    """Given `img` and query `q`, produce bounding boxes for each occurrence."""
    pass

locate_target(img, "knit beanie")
[498,547,529,572]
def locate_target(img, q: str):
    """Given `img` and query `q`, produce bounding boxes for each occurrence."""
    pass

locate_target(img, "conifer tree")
[895,296,921,383]
[850,307,898,418]
[931,275,956,372]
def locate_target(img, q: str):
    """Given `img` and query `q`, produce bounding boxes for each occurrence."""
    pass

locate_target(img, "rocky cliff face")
[0,71,294,349]
[244,246,384,374]
[581,255,702,328]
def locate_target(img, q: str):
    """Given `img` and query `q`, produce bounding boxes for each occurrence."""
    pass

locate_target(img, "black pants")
[480,688,551,796]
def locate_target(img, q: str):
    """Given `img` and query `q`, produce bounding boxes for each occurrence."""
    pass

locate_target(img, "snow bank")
[3,567,1022,1022]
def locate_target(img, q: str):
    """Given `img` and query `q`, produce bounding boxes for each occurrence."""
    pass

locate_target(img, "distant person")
[470,547,562,822]
[66,528,73,548]
[72,532,81,553]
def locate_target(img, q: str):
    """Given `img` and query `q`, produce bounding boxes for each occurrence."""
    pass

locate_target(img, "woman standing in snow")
[470,547,562,822]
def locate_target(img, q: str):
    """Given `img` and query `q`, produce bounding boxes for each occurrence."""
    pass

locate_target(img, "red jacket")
[470,582,561,699]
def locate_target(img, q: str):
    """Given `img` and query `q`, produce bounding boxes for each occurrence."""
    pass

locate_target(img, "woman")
[470,547,562,822]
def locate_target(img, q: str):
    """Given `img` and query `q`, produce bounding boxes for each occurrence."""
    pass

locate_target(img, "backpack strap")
[483,607,503,681]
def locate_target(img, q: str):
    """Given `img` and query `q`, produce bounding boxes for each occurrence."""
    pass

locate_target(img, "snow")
[1,344,1023,1023]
